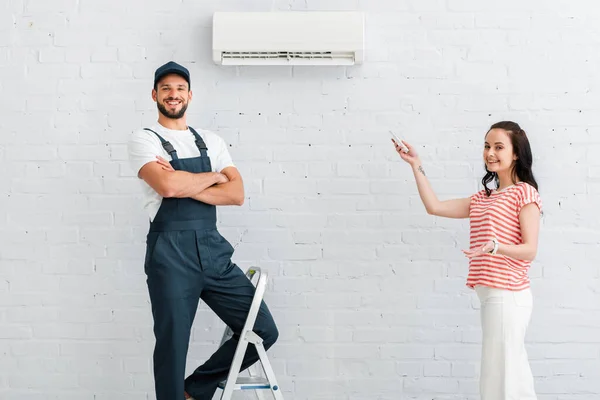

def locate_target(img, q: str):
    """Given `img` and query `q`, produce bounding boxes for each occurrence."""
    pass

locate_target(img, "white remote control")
[389,131,409,153]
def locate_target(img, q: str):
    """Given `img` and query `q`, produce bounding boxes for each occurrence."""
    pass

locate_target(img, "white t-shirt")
[127,123,235,221]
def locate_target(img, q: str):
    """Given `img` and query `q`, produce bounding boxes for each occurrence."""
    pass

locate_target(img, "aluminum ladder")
[217,267,284,400]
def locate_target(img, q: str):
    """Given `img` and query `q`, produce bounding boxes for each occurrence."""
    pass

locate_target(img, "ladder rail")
[256,343,284,400]
[219,267,261,346]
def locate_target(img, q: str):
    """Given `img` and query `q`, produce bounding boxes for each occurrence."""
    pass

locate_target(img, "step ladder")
[217,267,284,400]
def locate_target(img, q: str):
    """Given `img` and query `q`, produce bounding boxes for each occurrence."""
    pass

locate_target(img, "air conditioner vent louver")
[223,51,352,60]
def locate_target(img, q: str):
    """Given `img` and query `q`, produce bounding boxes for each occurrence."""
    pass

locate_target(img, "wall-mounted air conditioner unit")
[212,11,365,66]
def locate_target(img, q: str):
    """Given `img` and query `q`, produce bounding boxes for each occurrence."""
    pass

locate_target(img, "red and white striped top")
[467,182,542,291]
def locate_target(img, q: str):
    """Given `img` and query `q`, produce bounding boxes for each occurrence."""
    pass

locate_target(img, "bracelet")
[490,238,499,255]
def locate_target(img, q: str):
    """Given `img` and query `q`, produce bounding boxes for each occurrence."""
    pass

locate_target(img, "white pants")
[475,285,537,400]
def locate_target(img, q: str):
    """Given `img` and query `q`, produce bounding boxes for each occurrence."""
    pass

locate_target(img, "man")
[128,61,279,400]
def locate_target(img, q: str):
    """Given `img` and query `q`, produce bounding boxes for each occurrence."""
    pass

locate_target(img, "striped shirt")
[467,182,542,291]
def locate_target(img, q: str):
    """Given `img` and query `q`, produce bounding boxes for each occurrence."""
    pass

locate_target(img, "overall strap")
[188,126,208,158]
[143,128,179,160]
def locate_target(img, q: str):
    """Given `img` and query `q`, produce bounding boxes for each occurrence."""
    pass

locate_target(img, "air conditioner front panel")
[213,12,364,65]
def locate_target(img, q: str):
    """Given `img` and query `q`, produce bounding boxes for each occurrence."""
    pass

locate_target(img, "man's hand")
[191,166,244,206]
[214,172,229,184]
[156,156,175,172]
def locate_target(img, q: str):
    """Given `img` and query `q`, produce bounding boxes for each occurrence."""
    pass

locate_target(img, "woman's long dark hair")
[481,121,539,197]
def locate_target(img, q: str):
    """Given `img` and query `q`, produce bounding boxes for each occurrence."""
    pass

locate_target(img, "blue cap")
[154,61,190,89]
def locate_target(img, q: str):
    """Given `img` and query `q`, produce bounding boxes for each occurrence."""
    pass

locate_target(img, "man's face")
[152,74,192,119]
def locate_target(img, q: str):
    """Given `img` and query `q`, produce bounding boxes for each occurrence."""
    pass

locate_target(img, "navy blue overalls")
[143,127,279,400]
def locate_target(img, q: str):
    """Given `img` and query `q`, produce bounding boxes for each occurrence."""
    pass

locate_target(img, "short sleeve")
[210,135,235,173]
[127,129,162,178]
[516,183,542,215]
[469,189,485,210]
[470,190,485,202]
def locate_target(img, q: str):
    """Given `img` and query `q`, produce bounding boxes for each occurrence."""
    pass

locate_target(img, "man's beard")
[157,99,188,119]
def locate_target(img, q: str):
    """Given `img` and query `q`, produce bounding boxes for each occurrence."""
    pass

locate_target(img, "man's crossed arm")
[138,156,244,206]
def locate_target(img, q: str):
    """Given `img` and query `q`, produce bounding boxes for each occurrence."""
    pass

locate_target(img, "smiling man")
[127,61,279,400]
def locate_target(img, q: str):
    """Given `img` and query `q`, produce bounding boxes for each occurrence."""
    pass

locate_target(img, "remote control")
[389,131,409,153]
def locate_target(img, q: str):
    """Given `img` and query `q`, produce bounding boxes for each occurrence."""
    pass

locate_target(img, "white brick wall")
[1,0,599,399]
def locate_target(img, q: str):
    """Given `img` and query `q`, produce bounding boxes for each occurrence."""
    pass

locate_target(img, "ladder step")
[244,330,263,344]
[218,376,271,390]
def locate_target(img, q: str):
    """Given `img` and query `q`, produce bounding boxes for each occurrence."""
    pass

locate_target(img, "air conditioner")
[212,11,365,66]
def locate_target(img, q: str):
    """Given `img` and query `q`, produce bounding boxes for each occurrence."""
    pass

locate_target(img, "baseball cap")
[153,61,191,89]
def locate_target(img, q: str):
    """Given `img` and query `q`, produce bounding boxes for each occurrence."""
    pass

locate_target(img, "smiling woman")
[392,121,542,399]
[482,121,539,197]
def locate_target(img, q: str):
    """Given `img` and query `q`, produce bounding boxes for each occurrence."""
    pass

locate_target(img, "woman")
[394,121,541,399]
